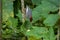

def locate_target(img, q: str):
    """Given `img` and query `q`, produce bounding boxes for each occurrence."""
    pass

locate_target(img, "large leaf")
[32,0,60,7]
[32,1,58,22]
[41,1,58,12]
[32,0,41,5]
[44,0,60,7]
[25,26,48,39]
[43,14,59,26]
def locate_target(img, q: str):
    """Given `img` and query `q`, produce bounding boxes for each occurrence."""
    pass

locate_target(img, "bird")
[26,5,33,22]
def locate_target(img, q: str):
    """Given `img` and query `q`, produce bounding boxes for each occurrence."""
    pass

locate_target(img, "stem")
[21,0,26,23]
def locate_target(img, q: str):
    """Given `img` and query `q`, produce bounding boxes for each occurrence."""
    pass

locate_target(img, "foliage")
[44,14,59,26]
[2,0,60,40]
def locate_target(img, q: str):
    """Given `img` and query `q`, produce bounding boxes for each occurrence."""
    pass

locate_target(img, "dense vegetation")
[2,0,60,40]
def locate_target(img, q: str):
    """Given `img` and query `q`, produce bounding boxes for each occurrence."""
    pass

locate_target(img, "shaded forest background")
[2,0,60,40]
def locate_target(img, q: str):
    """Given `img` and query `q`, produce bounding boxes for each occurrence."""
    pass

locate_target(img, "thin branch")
[21,0,26,23]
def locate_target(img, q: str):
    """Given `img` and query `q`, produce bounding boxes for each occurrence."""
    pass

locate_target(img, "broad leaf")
[25,27,48,39]
[32,0,41,5]
[32,1,58,22]
[44,0,60,7]
[43,14,59,26]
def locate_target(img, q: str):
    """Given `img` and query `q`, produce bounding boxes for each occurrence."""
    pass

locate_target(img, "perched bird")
[26,5,32,22]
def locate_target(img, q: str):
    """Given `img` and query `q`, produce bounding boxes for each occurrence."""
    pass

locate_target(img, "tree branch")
[21,0,26,23]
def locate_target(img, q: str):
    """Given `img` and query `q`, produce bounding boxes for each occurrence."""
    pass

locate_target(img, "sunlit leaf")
[2,0,13,22]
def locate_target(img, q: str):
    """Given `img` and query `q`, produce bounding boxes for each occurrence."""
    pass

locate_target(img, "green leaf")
[44,0,60,7]
[41,0,58,12]
[6,17,18,28]
[32,1,58,22]
[2,25,6,28]
[49,27,55,40]
[2,29,13,38]
[32,8,41,22]
[28,36,42,40]
[2,11,9,22]
[16,10,22,21]
[32,0,41,5]
[25,26,48,39]
[43,14,59,26]
[2,0,14,22]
